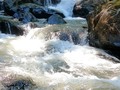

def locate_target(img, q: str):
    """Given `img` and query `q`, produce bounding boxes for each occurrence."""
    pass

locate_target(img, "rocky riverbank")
[0,0,66,35]
[73,0,120,59]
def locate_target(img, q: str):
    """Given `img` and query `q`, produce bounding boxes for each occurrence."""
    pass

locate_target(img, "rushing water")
[0,19,120,90]
[49,0,80,17]
[0,0,120,90]
[44,0,52,6]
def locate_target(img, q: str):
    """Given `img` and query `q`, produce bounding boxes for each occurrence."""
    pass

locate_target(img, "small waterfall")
[49,0,78,17]
[7,22,12,34]
[44,0,52,6]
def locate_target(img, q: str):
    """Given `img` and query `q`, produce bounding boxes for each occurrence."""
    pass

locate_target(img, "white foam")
[49,0,78,17]
[0,34,120,89]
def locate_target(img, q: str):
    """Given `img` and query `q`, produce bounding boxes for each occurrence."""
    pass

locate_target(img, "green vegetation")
[112,0,120,8]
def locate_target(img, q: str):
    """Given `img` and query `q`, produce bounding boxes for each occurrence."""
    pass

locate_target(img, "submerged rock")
[6,79,35,90]
[86,0,120,59]
[0,73,36,90]
[59,32,82,45]
[47,59,70,72]
[46,14,66,24]
[30,22,88,45]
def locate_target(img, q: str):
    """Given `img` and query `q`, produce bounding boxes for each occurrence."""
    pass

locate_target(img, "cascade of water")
[0,0,120,89]
[7,22,12,34]
[49,0,79,17]
[44,0,52,6]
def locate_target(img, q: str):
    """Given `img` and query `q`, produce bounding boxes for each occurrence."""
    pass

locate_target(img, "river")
[0,0,120,90]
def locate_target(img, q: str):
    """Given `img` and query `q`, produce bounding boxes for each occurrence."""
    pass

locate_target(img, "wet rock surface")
[30,7,65,19]
[76,0,108,12]
[73,2,89,18]
[46,14,66,24]
[3,0,64,24]
[1,75,36,90]
[3,0,61,7]
[0,0,65,35]
[0,1,3,10]
[0,17,24,35]
[72,0,108,18]
[13,6,37,23]
[31,22,88,45]
[6,79,35,90]
[85,0,120,59]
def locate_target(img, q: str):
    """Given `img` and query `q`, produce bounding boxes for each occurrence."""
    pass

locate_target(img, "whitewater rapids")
[0,0,120,89]
[0,21,120,90]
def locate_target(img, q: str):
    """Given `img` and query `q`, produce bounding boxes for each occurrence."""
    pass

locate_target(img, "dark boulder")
[76,0,108,12]
[3,0,64,22]
[30,7,50,18]
[59,32,81,45]
[3,2,38,23]
[46,14,66,24]
[73,5,89,18]
[72,1,90,18]
[72,0,108,18]
[87,0,120,59]
[0,1,4,11]
[3,0,14,8]
[3,1,16,16]
[5,79,35,90]
[4,0,34,7]
[0,18,24,35]
[35,0,61,6]
[3,0,61,8]
[46,8,65,18]
[30,7,65,19]
[13,6,37,23]
[47,8,65,18]
[59,32,70,41]
[51,0,61,5]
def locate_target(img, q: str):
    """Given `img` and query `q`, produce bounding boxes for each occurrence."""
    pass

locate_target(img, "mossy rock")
[87,0,120,59]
